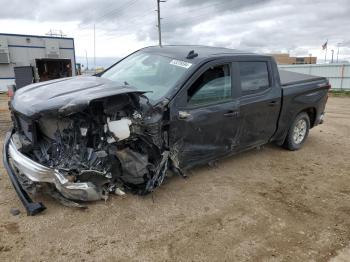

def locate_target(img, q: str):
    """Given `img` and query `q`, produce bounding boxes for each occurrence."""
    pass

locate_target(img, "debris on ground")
[9,208,20,216]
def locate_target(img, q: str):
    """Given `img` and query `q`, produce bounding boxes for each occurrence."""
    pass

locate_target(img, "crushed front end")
[3,84,171,215]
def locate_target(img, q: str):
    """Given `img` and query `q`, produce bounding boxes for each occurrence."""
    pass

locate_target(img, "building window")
[296,57,305,64]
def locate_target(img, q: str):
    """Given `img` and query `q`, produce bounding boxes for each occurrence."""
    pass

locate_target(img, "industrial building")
[271,53,317,65]
[0,33,76,91]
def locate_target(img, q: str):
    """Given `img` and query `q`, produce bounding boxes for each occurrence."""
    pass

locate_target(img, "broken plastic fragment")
[107,117,132,141]
[132,111,142,119]
[80,127,88,136]
[115,187,126,196]
[107,136,116,144]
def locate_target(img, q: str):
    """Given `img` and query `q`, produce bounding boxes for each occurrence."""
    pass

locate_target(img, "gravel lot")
[0,94,349,262]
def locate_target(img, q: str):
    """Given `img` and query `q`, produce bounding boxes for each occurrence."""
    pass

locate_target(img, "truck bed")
[279,69,325,86]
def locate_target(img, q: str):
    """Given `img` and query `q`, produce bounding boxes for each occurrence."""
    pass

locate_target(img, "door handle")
[178,111,191,120]
[223,110,239,117]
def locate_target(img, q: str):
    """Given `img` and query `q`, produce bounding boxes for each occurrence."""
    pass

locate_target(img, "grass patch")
[329,90,350,97]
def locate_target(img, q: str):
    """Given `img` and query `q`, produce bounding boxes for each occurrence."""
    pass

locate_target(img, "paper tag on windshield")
[170,59,192,69]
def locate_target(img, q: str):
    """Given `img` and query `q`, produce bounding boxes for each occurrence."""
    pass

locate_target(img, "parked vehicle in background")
[3,45,330,215]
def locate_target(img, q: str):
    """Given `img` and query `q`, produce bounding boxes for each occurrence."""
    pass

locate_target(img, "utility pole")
[93,24,96,72]
[156,0,166,46]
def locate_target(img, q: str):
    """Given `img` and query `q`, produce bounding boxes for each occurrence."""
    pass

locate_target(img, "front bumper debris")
[3,130,104,215]
[3,130,46,215]
[8,138,102,201]
[5,89,171,212]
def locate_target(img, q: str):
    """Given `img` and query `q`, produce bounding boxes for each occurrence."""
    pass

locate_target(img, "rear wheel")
[283,112,310,151]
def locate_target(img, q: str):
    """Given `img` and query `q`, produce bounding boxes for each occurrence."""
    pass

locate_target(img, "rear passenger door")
[238,60,281,148]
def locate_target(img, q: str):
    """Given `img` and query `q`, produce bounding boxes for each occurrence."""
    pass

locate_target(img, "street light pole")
[337,42,342,63]
[331,50,334,63]
[93,24,96,72]
[84,50,89,70]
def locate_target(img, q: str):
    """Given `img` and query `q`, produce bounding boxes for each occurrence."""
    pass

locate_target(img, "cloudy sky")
[0,0,349,67]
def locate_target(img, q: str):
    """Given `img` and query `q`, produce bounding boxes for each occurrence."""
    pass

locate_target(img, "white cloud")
[0,0,349,63]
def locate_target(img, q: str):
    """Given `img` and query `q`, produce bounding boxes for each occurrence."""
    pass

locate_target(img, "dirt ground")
[0,94,349,262]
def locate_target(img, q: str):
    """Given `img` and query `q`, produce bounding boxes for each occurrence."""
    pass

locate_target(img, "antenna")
[45,29,67,37]
[186,50,198,59]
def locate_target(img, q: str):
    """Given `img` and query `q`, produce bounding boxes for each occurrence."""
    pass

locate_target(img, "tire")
[283,112,310,151]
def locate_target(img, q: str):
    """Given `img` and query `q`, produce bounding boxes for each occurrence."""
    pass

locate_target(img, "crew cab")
[3,45,330,215]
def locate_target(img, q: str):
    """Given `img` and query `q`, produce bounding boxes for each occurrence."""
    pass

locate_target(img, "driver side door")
[169,60,241,169]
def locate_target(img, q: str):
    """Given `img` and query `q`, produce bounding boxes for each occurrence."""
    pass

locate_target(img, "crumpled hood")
[11,76,145,118]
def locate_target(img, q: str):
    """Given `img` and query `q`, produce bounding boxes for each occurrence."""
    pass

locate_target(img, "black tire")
[283,112,310,151]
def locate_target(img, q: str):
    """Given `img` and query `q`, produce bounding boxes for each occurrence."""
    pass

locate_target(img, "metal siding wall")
[344,64,350,75]
[0,64,14,77]
[279,64,350,90]
[0,34,76,91]
[8,46,45,66]
[0,79,15,92]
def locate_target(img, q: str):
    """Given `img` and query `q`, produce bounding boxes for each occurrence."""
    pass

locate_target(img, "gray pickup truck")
[3,45,330,215]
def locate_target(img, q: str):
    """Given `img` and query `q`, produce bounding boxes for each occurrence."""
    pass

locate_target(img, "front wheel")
[283,112,310,151]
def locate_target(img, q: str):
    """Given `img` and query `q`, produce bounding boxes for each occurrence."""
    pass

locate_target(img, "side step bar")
[2,130,46,216]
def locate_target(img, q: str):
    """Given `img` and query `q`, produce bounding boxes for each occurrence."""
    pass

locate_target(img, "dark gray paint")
[11,76,145,118]
[279,70,325,86]
[11,45,330,167]
[4,45,331,213]
[14,66,34,89]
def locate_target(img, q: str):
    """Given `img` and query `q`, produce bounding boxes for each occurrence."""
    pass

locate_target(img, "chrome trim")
[8,138,102,201]
[318,113,325,124]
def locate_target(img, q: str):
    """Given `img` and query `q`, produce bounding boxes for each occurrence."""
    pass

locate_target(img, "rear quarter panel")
[272,79,330,144]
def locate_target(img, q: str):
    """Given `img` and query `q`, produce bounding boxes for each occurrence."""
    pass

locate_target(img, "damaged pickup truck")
[3,45,330,215]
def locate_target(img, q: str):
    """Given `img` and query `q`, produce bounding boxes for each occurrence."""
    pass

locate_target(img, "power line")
[162,13,216,27]
[78,0,141,30]
[163,1,231,20]
[96,0,140,22]
[156,1,227,45]
[162,8,233,28]
[77,8,155,39]
[162,1,264,27]
[102,17,156,40]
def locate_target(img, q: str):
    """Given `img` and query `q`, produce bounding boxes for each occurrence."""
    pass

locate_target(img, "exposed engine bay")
[11,93,172,206]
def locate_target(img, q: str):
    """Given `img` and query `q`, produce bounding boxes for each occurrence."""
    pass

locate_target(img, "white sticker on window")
[170,59,192,69]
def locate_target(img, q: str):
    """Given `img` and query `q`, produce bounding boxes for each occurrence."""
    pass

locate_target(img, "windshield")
[101,52,191,100]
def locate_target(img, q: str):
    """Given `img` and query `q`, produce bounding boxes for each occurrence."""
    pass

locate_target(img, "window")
[296,57,305,64]
[239,62,270,95]
[187,64,231,106]
[101,52,190,100]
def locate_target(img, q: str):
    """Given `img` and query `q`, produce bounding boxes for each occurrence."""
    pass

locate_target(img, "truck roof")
[141,45,262,63]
